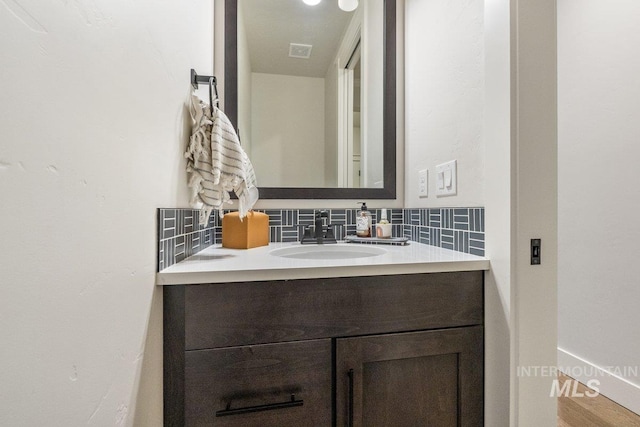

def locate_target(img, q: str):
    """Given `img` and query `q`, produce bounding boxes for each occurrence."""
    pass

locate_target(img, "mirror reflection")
[236,0,384,189]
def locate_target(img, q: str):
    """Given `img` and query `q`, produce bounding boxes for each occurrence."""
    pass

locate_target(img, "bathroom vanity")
[158,243,488,426]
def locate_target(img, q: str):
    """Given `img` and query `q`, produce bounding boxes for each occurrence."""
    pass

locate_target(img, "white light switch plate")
[418,169,428,197]
[435,160,457,196]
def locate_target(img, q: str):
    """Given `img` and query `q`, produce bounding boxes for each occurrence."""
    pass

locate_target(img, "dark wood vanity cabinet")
[164,271,484,426]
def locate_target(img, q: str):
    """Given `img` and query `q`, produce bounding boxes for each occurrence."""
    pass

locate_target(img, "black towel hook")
[191,69,219,113]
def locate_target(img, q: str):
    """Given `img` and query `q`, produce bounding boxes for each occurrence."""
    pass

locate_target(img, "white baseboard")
[557,347,640,415]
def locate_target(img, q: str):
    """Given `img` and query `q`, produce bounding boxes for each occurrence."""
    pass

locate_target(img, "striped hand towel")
[186,95,259,225]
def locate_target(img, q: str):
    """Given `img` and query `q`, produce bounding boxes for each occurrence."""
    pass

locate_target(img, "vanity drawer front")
[185,271,483,349]
[184,339,332,427]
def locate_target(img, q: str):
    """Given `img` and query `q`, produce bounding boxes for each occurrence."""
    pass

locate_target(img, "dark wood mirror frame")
[225,0,396,199]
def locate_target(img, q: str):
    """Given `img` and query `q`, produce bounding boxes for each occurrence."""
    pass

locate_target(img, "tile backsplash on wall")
[158,207,485,271]
[157,209,216,271]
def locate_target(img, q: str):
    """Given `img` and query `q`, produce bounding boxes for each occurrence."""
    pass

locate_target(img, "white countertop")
[156,241,489,285]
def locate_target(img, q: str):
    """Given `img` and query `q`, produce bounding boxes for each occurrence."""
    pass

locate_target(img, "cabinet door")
[185,339,332,426]
[336,327,483,427]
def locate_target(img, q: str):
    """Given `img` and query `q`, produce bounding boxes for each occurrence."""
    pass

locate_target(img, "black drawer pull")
[215,394,303,417]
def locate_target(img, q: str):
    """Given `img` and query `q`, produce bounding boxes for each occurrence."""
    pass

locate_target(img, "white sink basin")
[270,244,387,260]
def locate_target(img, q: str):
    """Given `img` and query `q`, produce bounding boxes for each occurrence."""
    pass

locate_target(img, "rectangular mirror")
[225,0,396,199]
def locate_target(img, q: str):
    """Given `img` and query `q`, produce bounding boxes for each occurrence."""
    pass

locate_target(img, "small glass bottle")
[356,202,372,237]
[376,209,392,238]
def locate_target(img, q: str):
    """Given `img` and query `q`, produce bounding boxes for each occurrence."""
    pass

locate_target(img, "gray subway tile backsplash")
[157,207,485,271]
[157,208,218,271]
[429,209,441,228]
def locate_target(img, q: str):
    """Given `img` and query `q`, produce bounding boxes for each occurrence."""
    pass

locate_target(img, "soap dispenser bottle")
[356,202,372,237]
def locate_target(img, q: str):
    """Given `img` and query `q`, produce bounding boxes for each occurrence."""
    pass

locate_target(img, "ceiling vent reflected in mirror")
[289,43,313,59]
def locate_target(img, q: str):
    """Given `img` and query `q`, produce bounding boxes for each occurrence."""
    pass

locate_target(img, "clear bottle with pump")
[356,202,372,237]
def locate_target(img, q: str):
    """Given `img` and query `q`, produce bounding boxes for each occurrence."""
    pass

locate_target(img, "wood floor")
[558,374,640,426]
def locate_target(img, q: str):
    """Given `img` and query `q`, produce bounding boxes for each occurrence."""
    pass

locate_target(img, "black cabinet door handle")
[347,368,354,427]
[215,394,303,417]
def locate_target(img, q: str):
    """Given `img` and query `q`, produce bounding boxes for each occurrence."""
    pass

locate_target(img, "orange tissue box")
[222,211,269,249]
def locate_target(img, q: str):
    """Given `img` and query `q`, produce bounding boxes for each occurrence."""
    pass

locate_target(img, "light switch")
[445,169,452,187]
[418,169,428,197]
[437,171,445,190]
[435,160,457,196]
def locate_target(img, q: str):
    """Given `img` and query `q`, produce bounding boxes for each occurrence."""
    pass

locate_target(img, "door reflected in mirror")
[236,0,384,189]
[350,55,362,189]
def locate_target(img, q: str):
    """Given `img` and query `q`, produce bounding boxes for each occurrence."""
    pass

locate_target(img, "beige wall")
[250,72,326,187]
[324,58,339,187]
[237,2,253,155]
[0,1,213,425]
[483,0,512,424]
[404,0,485,207]
[362,0,385,188]
[558,0,640,414]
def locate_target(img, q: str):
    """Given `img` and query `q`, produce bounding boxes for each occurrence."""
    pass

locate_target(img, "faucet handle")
[326,224,343,241]
[296,224,314,243]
